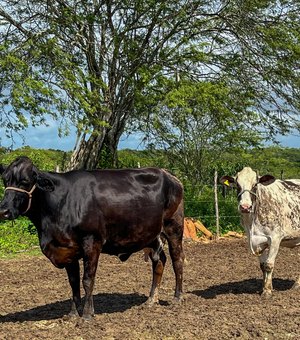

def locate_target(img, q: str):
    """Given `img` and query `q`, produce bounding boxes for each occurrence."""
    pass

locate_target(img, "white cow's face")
[236,167,258,213]
[220,167,276,214]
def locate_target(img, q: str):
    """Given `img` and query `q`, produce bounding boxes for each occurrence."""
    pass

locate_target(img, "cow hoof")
[145,297,159,307]
[68,310,80,318]
[172,295,183,304]
[82,314,94,321]
[261,290,272,299]
[292,282,300,290]
[62,310,80,320]
[62,315,72,321]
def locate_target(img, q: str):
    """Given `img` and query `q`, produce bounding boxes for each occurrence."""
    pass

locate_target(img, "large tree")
[138,79,264,185]
[0,1,299,169]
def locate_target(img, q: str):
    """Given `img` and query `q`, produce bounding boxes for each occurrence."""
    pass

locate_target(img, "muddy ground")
[0,238,299,340]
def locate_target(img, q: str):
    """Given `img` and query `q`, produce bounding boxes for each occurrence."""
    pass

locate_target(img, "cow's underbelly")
[281,237,300,248]
[102,242,144,257]
[248,235,269,255]
[41,241,80,268]
[248,232,300,255]
[102,221,162,257]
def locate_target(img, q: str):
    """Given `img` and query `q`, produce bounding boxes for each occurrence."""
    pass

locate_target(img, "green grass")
[0,217,39,257]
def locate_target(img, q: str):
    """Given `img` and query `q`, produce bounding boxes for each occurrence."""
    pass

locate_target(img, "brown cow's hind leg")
[147,248,167,306]
[167,237,184,301]
[81,236,101,320]
[163,217,185,302]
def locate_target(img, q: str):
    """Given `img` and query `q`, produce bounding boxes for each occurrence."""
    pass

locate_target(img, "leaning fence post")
[214,170,220,239]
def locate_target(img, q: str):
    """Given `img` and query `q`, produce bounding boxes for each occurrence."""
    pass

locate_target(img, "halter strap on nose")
[5,184,37,214]
[238,189,257,197]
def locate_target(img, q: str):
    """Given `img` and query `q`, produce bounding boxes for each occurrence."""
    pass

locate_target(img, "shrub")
[0,217,38,256]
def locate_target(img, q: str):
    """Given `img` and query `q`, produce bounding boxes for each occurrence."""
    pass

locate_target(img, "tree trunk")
[100,118,127,168]
[66,126,123,170]
[66,105,129,170]
[66,132,106,170]
[100,133,119,168]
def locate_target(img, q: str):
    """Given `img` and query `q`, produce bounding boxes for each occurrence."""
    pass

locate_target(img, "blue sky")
[276,133,300,148]
[0,117,146,151]
[1,117,300,151]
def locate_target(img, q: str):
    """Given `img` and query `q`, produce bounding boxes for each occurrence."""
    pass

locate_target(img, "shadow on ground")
[0,292,147,323]
[190,278,294,299]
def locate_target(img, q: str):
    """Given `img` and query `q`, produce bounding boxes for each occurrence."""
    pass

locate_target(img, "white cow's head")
[220,167,275,214]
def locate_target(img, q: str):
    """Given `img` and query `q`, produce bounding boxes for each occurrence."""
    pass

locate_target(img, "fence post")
[214,170,220,239]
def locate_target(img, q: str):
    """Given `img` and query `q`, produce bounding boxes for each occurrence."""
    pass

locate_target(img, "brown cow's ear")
[219,175,235,187]
[259,174,275,186]
[36,173,55,192]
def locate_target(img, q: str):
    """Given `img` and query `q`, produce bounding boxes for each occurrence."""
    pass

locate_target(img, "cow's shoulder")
[260,178,300,196]
[257,179,300,228]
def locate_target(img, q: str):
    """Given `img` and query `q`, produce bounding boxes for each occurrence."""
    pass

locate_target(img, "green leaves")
[0,0,300,169]
[0,216,39,256]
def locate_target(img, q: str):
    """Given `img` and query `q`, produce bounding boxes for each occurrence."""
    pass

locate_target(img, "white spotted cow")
[220,166,300,296]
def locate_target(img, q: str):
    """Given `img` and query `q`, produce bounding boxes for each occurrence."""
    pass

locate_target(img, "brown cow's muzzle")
[0,184,36,219]
[0,208,8,219]
[0,204,15,219]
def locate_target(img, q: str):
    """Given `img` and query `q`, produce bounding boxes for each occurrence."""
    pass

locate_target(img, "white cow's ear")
[259,174,275,186]
[219,175,235,187]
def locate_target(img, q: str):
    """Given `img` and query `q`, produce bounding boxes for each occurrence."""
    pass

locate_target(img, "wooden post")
[214,170,220,239]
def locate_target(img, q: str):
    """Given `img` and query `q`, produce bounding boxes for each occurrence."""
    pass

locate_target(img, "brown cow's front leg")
[147,249,167,306]
[65,260,81,317]
[82,236,101,320]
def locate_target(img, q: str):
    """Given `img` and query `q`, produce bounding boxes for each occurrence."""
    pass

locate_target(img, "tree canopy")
[0,1,299,169]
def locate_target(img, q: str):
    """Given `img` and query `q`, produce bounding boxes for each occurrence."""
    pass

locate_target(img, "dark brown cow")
[0,156,184,319]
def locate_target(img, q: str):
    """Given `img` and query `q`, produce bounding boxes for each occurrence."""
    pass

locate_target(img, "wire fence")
[183,181,242,234]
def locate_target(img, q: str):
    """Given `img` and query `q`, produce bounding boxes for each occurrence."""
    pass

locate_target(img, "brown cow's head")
[0,156,54,219]
[220,167,275,214]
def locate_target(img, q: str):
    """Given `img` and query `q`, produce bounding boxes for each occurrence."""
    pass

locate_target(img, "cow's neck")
[26,189,50,229]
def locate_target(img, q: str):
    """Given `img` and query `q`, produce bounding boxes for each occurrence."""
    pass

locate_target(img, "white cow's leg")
[259,250,269,291]
[259,237,281,296]
[292,276,300,289]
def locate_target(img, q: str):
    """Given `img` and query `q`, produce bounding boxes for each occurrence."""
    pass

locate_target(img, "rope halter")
[4,184,37,214]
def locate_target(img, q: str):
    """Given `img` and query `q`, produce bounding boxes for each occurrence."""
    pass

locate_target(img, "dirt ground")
[0,238,299,340]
